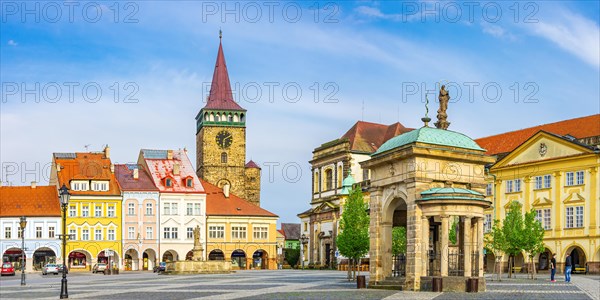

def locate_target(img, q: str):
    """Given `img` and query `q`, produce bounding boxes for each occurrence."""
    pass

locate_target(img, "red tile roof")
[114,164,159,192]
[0,185,61,217]
[53,152,121,196]
[202,179,277,217]
[204,40,245,111]
[475,114,600,155]
[140,149,205,193]
[245,160,260,169]
[341,121,413,153]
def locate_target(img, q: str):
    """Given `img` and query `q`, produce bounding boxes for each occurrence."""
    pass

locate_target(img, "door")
[325,244,331,267]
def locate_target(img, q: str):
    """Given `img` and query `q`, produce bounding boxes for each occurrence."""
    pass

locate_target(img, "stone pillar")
[463,217,472,277]
[421,216,430,277]
[246,257,252,270]
[25,257,34,273]
[382,221,393,278]
[477,217,484,277]
[368,190,384,284]
[440,215,449,276]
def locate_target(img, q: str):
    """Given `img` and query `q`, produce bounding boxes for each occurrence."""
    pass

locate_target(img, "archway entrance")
[538,248,552,270]
[252,250,268,269]
[209,250,225,261]
[383,197,407,278]
[231,249,246,269]
[484,252,496,273]
[162,250,178,262]
[124,249,139,271]
[33,248,56,270]
[566,246,586,270]
[68,250,91,270]
[2,248,25,270]
[142,249,157,271]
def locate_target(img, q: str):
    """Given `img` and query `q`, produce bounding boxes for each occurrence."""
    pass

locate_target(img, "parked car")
[1,263,15,276]
[92,263,108,274]
[153,262,166,273]
[42,263,59,275]
[56,264,68,274]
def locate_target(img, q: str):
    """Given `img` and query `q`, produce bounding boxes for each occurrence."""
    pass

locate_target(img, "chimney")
[167,150,173,160]
[110,163,115,173]
[223,183,230,198]
[57,163,61,171]
[104,145,110,158]
[173,163,180,175]
[31,181,37,188]
[133,168,139,180]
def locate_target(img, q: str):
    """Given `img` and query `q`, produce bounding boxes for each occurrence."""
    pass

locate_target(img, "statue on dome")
[435,85,451,130]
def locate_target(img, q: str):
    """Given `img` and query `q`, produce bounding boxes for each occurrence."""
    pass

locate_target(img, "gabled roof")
[281,223,301,240]
[341,121,412,153]
[53,152,121,196]
[475,114,600,155]
[139,149,204,193]
[202,179,277,217]
[203,39,245,111]
[114,164,159,192]
[0,185,61,217]
[245,160,260,169]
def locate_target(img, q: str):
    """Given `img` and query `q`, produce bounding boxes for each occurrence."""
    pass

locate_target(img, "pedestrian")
[565,252,572,282]
[550,253,556,282]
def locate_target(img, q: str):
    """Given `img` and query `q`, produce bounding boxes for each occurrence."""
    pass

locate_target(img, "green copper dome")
[420,187,486,202]
[373,127,484,155]
[340,174,355,195]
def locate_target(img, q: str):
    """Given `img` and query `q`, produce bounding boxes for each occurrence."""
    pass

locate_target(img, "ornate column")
[463,217,472,277]
[440,215,449,276]
[421,216,430,277]
[477,217,484,277]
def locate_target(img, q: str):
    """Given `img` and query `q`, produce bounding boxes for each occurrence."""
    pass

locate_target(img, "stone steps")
[369,277,405,290]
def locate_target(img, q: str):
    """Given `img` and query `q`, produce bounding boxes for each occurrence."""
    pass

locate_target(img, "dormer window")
[185,178,193,187]
[165,177,173,187]
[91,181,109,191]
[71,180,89,191]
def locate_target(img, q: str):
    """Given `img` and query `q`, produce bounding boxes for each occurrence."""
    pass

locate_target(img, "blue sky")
[1,1,599,224]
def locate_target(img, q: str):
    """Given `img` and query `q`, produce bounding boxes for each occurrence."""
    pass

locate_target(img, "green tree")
[392,226,407,256]
[337,186,370,281]
[522,209,545,279]
[502,201,525,278]
[449,217,459,244]
[484,219,507,281]
[284,248,300,268]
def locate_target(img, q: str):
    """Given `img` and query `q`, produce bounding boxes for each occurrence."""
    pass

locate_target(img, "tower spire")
[203,34,245,111]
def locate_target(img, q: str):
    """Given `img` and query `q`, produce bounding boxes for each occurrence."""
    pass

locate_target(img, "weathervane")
[421,94,431,127]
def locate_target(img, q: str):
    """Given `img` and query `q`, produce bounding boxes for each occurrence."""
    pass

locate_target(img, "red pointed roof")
[204,40,245,111]
[341,121,413,153]
[475,114,600,155]
[245,160,260,169]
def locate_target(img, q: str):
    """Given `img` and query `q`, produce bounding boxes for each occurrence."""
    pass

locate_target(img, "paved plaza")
[0,270,598,299]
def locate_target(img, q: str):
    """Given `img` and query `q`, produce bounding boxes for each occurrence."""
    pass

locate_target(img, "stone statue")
[193,225,201,247]
[435,85,451,130]
[191,225,204,261]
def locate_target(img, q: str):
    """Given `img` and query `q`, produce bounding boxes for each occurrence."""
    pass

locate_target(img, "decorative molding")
[562,192,585,204]
[532,197,552,207]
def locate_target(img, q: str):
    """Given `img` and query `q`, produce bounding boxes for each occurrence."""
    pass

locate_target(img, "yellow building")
[202,179,278,270]
[476,115,600,274]
[50,147,123,271]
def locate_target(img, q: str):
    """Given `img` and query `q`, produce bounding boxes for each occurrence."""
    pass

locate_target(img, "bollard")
[356,275,366,289]
[432,277,443,292]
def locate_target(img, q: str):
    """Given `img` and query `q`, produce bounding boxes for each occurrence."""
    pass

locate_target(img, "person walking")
[550,253,557,282]
[565,252,572,283]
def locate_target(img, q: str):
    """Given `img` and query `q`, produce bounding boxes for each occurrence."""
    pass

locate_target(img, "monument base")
[164,261,232,275]
[419,276,486,292]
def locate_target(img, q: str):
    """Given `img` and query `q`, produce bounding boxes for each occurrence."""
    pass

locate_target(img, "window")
[362,169,369,182]
[221,152,227,164]
[543,209,551,230]
[94,229,102,240]
[163,203,170,215]
[36,226,42,238]
[208,226,224,239]
[71,181,89,191]
[146,227,153,239]
[514,179,521,192]
[537,209,552,230]
[187,203,193,216]
[92,181,108,191]
[253,226,268,239]
[128,203,135,215]
[231,226,246,239]
[69,205,76,217]
[486,183,493,196]
[576,206,584,228]
[163,227,171,239]
[325,169,333,190]
[165,178,172,187]
[82,229,89,241]
[304,222,308,231]
[107,229,115,240]
[565,207,583,228]
[171,227,178,239]
[313,171,319,193]
[82,205,89,217]
[484,214,492,233]
[145,203,153,216]
[128,227,135,239]
[107,206,115,217]
[193,203,201,215]
[17,226,22,238]
[48,226,55,238]
[228,114,233,122]
[543,174,551,188]
[566,172,574,186]
[576,171,584,185]
[69,229,77,240]
[187,227,193,239]
[534,176,542,190]
[338,166,343,187]
[171,203,178,215]
[4,227,11,239]
[95,205,102,217]
[186,178,193,187]
[505,180,513,193]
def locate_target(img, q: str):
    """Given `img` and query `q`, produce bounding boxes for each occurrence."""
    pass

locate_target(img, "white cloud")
[354,6,403,22]
[481,23,516,41]
[529,11,600,67]
[7,40,17,46]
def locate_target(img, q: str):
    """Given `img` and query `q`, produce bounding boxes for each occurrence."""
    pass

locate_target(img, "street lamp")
[299,234,308,270]
[19,216,27,286]
[59,184,71,299]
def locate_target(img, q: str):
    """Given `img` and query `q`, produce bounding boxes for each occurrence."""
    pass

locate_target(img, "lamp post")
[59,184,71,299]
[299,234,308,270]
[19,216,27,286]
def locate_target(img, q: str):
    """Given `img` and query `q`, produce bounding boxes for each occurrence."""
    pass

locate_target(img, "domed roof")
[340,174,355,195]
[373,126,484,155]
[419,187,486,202]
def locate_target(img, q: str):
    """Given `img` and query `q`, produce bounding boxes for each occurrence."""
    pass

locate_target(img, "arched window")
[313,171,319,193]
[233,114,239,122]
[337,165,343,187]
[204,112,208,121]
[221,152,227,164]
[240,113,245,122]
[215,113,221,122]
[210,112,215,121]
[228,114,233,122]
[325,169,333,191]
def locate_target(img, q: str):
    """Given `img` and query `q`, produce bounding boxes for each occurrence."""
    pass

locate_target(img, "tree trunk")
[352,258,357,281]
[347,259,352,281]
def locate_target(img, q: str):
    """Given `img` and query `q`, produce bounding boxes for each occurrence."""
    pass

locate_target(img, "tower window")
[228,114,233,122]
[221,152,227,164]
[240,113,245,122]
[204,112,208,121]
[215,113,221,122]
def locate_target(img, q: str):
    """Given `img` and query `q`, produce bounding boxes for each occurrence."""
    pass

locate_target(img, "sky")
[1,0,599,225]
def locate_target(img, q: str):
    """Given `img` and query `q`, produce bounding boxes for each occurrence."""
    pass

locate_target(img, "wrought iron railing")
[392,254,406,277]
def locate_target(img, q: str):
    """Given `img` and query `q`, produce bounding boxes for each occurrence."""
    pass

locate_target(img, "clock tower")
[195,34,261,206]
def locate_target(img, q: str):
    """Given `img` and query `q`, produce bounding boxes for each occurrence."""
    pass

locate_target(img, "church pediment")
[532,197,552,207]
[563,192,585,204]
[313,202,338,213]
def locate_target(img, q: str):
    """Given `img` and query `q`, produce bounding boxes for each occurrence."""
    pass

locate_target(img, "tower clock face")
[216,130,233,148]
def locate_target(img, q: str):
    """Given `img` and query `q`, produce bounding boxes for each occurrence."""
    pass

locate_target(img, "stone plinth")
[419,276,486,292]
[164,261,232,275]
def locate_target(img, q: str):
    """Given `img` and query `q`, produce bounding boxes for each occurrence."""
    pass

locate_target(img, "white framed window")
[71,181,89,191]
[505,180,513,193]
[69,205,77,217]
[536,209,552,230]
[128,227,135,239]
[231,226,247,239]
[194,203,201,215]
[4,226,11,239]
[107,206,115,217]
[566,172,575,186]
[69,228,77,240]
[94,229,102,240]
[534,176,542,190]
[94,205,102,217]
[82,205,89,217]
[187,227,193,239]
[163,203,170,215]
[171,203,178,215]
[576,171,584,185]
[543,174,551,188]
[484,214,492,233]
[145,203,153,216]
[543,209,551,230]
[146,227,153,239]
[575,206,584,228]
[566,207,575,228]
[82,229,89,241]
[208,226,224,239]
[36,226,43,238]
[48,226,55,238]
[128,203,135,215]
[514,179,521,192]
[486,183,493,196]
[171,227,178,239]
[107,229,115,240]
[163,227,171,239]
[92,181,108,191]
[253,226,268,239]
[185,178,193,187]
[186,203,193,216]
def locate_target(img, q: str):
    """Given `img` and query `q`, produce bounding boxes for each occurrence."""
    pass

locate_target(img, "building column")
[421,216,430,277]
[440,215,449,276]
[589,167,598,235]
[463,217,472,277]
[246,257,252,270]
[25,257,34,273]
[476,217,484,277]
